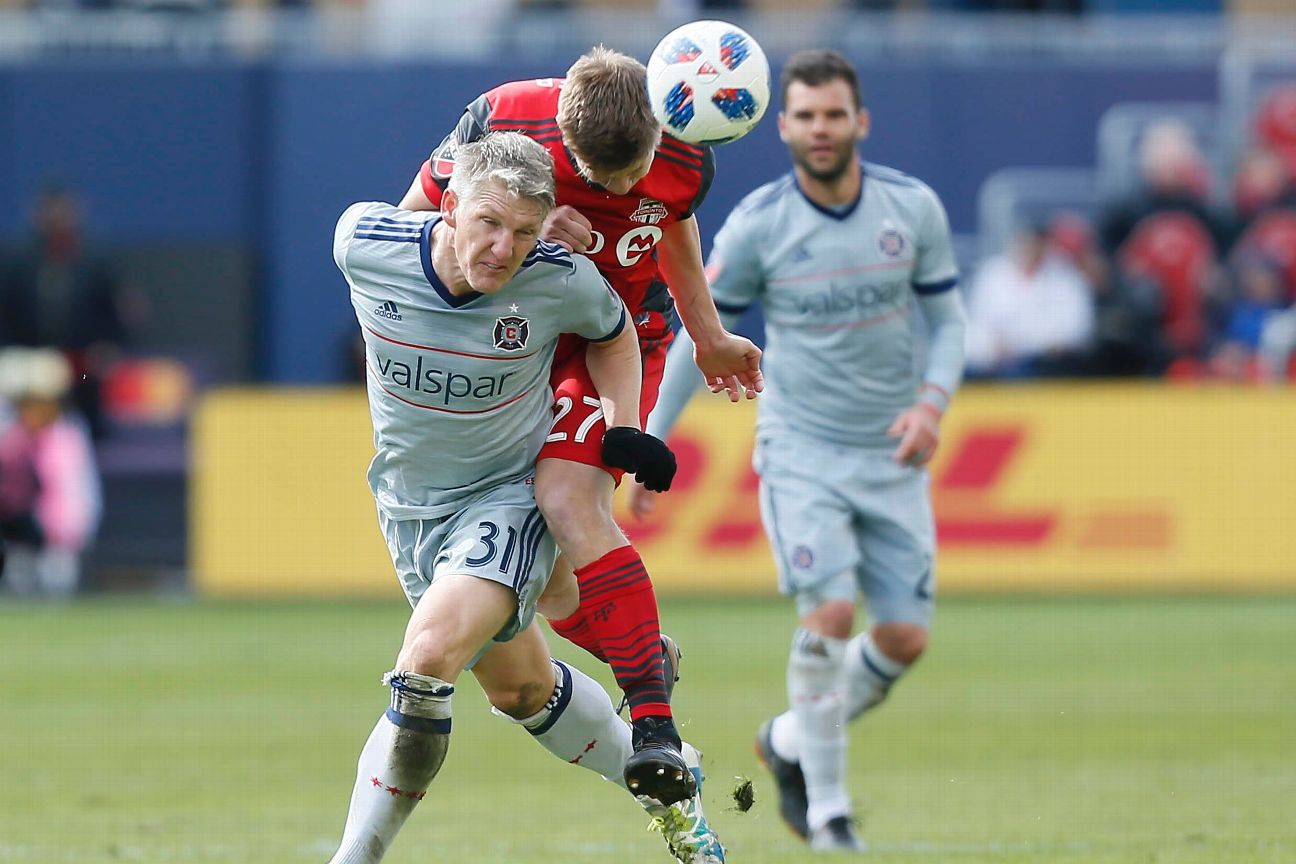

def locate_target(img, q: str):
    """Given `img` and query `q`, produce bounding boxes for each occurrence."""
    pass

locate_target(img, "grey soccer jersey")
[707,162,959,449]
[334,202,627,520]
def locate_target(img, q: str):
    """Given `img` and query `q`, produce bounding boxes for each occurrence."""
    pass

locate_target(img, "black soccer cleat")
[625,715,697,806]
[810,814,866,852]
[754,717,810,840]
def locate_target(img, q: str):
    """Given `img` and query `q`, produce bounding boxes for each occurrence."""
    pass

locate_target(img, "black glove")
[601,427,677,493]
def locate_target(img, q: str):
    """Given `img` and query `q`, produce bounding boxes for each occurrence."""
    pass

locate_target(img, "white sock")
[768,709,800,762]
[787,628,850,832]
[511,660,633,787]
[844,632,909,721]
[327,672,453,864]
[770,630,915,765]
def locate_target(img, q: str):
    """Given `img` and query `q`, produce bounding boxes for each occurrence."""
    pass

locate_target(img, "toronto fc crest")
[629,198,669,225]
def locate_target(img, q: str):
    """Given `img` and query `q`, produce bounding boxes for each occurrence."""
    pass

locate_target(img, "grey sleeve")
[563,257,629,342]
[333,202,371,279]
[705,207,766,314]
[645,309,744,439]
[912,186,960,293]
[915,288,966,413]
[648,201,762,437]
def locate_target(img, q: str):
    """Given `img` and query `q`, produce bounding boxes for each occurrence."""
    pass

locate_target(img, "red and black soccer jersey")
[418,78,715,320]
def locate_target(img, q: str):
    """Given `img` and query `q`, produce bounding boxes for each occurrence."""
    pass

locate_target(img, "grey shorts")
[378,474,557,651]
[754,432,935,627]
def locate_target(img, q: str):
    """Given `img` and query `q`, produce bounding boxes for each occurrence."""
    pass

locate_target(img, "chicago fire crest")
[493,316,530,351]
[877,227,907,258]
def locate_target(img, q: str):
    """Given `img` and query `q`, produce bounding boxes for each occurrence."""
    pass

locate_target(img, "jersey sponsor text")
[373,351,519,408]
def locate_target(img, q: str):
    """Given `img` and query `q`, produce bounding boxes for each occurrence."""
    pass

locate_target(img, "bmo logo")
[586,226,665,267]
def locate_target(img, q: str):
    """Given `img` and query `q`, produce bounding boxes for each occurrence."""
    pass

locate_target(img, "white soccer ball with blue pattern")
[646,20,770,146]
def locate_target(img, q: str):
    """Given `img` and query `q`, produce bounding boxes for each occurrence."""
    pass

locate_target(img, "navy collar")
[792,161,865,221]
[420,216,483,308]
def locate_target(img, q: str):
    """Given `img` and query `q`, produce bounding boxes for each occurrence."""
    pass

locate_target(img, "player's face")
[779,79,869,184]
[573,149,656,196]
[446,182,545,294]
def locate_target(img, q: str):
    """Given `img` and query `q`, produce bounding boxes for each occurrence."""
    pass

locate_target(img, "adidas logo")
[374,300,403,321]
[792,245,813,264]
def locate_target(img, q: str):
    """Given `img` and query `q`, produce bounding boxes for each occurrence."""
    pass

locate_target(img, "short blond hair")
[557,45,660,173]
[448,131,556,215]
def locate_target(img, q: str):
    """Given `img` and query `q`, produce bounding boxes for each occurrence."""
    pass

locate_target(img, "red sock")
[547,609,606,663]
[574,545,671,721]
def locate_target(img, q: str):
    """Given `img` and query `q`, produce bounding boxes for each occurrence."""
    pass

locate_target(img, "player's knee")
[873,623,928,665]
[535,461,613,516]
[534,478,574,523]
[536,481,595,526]
[399,629,457,679]
[485,677,551,720]
[536,588,575,621]
[802,598,856,640]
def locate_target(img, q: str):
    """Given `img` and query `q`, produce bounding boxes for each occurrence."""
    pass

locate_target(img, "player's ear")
[441,189,459,228]
[856,108,871,143]
[777,112,789,143]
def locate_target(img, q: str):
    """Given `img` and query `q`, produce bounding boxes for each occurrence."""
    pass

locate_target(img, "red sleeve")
[684,146,716,219]
[655,135,715,220]
[418,92,495,209]
[418,159,444,209]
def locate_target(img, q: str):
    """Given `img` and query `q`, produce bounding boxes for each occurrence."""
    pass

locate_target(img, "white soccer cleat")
[640,742,726,864]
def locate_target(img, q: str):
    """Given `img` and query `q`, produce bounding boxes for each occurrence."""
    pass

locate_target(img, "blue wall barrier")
[0,61,260,243]
[0,56,1216,382]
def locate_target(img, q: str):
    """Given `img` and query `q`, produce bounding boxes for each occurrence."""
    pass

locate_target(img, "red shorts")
[540,311,673,482]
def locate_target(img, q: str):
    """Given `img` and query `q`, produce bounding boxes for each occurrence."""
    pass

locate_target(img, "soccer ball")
[646,20,771,146]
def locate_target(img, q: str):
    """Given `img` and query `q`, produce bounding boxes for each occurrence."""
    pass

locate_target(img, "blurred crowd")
[964,83,1296,383]
[0,349,101,597]
[0,185,145,597]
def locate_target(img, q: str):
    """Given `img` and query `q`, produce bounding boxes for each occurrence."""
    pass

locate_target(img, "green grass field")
[1,595,1292,864]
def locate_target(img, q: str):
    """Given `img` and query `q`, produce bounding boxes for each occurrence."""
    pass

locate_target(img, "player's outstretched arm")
[657,217,763,400]
[626,304,738,519]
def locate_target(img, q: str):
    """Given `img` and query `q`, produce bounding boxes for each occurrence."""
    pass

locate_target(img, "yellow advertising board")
[192,384,1296,596]
[191,389,399,598]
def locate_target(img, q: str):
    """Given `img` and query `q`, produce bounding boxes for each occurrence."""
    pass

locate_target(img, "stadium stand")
[1096,102,1225,204]
[973,48,1296,382]
[976,167,1099,259]
[1115,211,1216,359]
[1253,83,1296,177]
[1232,209,1296,302]
[1219,49,1296,167]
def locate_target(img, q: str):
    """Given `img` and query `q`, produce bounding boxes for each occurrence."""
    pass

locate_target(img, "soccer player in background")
[631,50,967,852]
[398,45,763,804]
[327,133,723,864]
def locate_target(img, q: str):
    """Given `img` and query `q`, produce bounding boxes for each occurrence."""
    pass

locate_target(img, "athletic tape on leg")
[382,670,453,734]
